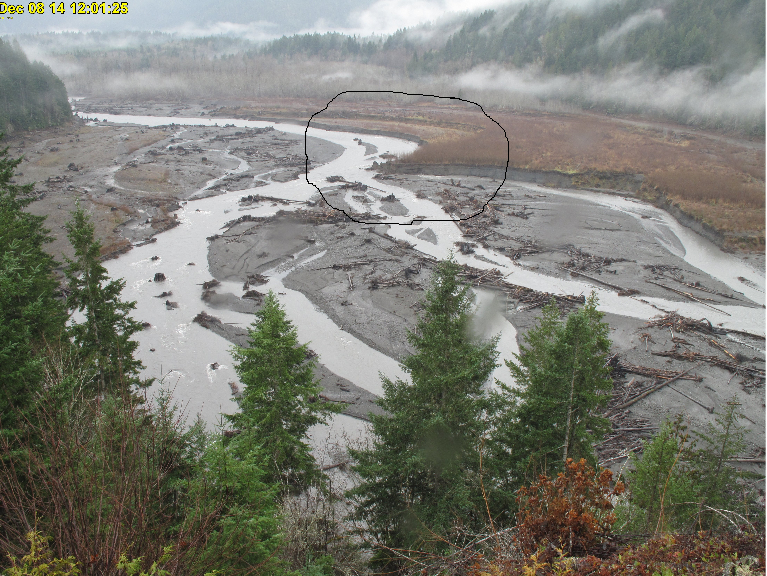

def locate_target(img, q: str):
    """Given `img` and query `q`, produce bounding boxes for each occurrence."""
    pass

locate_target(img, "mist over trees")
[8,0,764,133]
[0,39,71,133]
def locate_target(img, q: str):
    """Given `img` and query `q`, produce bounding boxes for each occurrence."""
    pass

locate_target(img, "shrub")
[515,458,624,555]
[4,531,80,576]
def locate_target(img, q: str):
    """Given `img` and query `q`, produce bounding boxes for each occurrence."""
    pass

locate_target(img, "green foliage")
[0,39,71,133]
[409,0,763,77]
[624,401,757,535]
[687,398,752,531]
[622,416,698,534]
[227,290,341,491]
[262,32,379,60]
[0,377,282,576]
[181,428,282,576]
[116,546,173,576]
[64,204,144,395]
[4,532,79,576]
[497,295,612,483]
[348,256,499,562]
[0,138,66,435]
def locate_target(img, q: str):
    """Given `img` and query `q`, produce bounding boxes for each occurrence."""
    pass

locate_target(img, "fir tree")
[688,398,753,531]
[348,256,499,562]
[64,205,143,395]
[226,290,341,491]
[624,415,698,533]
[0,138,66,434]
[498,294,612,481]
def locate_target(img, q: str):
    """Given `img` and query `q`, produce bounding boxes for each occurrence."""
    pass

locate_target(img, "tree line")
[0,140,762,575]
[408,0,764,77]
[0,39,71,133]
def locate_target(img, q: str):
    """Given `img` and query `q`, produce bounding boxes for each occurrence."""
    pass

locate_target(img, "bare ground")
[9,99,765,481]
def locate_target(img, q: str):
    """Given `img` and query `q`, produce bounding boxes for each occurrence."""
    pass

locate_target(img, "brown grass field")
[219,99,765,250]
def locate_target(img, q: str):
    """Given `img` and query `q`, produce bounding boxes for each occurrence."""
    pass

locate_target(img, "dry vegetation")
[393,110,765,249]
[217,99,764,247]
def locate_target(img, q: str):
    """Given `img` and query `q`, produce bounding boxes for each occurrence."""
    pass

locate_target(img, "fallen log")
[320,461,350,471]
[652,349,765,378]
[646,280,731,316]
[564,267,638,295]
[707,338,739,362]
[608,365,702,412]
[661,274,740,301]
[615,361,703,382]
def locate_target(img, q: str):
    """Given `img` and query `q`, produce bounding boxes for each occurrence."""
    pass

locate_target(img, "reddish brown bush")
[515,458,624,555]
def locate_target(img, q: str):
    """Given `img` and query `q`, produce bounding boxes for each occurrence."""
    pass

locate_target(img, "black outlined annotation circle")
[304,91,509,225]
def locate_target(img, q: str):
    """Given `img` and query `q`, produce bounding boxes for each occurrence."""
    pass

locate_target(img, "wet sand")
[12,100,764,474]
[207,177,765,471]
[7,107,343,262]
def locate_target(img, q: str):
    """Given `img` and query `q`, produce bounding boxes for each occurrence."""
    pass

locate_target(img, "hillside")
[0,38,71,133]
[10,0,765,134]
[407,0,764,76]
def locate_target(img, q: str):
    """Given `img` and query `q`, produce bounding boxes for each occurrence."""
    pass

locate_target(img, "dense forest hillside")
[0,38,71,133]
[259,0,764,75]
[406,0,765,76]
[9,0,765,132]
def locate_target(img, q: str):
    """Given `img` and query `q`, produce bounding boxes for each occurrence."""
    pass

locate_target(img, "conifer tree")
[497,294,612,481]
[227,290,341,491]
[348,256,499,561]
[0,138,66,434]
[64,205,143,395]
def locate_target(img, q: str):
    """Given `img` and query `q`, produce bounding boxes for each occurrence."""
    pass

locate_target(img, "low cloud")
[105,72,189,98]
[162,20,279,42]
[456,62,765,125]
[310,0,513,36]
[320,70,354,81]
[597,8,665,48]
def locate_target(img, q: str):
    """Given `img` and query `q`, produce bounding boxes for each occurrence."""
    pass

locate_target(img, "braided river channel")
[82,113,765,463]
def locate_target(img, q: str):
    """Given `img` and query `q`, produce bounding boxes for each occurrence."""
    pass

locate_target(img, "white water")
[83,112,765,445]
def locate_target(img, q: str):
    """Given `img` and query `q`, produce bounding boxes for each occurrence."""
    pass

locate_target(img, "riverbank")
[68,97,765,251]
[10,101,764,478]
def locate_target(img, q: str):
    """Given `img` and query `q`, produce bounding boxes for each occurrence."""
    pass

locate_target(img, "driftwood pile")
[565,247,625,273]
[457,264,585,311]
[239,193,294,206]
[611,360,703,382]
[646,312,764,341]
[646,312,724,335]
[369,263,424,290]
[653,349,765,379]
[193,311,222,329]
[339,181,368,191]
[598,379,656,467]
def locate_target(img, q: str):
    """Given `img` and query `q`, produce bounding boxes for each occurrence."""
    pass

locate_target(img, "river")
[79,112,765,459]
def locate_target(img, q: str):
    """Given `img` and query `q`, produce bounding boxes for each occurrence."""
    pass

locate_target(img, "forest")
[10,0,765,133]
[0,138,763,575]
[0,38,71,134]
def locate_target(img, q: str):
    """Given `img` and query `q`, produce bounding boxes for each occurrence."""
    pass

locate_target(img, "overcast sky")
[1,0,521,39]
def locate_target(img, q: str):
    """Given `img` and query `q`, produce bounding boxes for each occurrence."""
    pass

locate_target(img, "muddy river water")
[81,113,765,459]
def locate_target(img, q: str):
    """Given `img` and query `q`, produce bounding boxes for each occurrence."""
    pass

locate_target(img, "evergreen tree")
[64,205,143,395]
[624,415,698,534]
[226,290,341,491]
[0,138,66,434]
[348,256,499,562]
[688,398,753,531]
[497,294,612,482]
[0,39,71,132]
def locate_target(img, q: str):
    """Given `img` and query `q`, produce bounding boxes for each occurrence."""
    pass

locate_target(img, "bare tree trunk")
[563,368,577,463]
